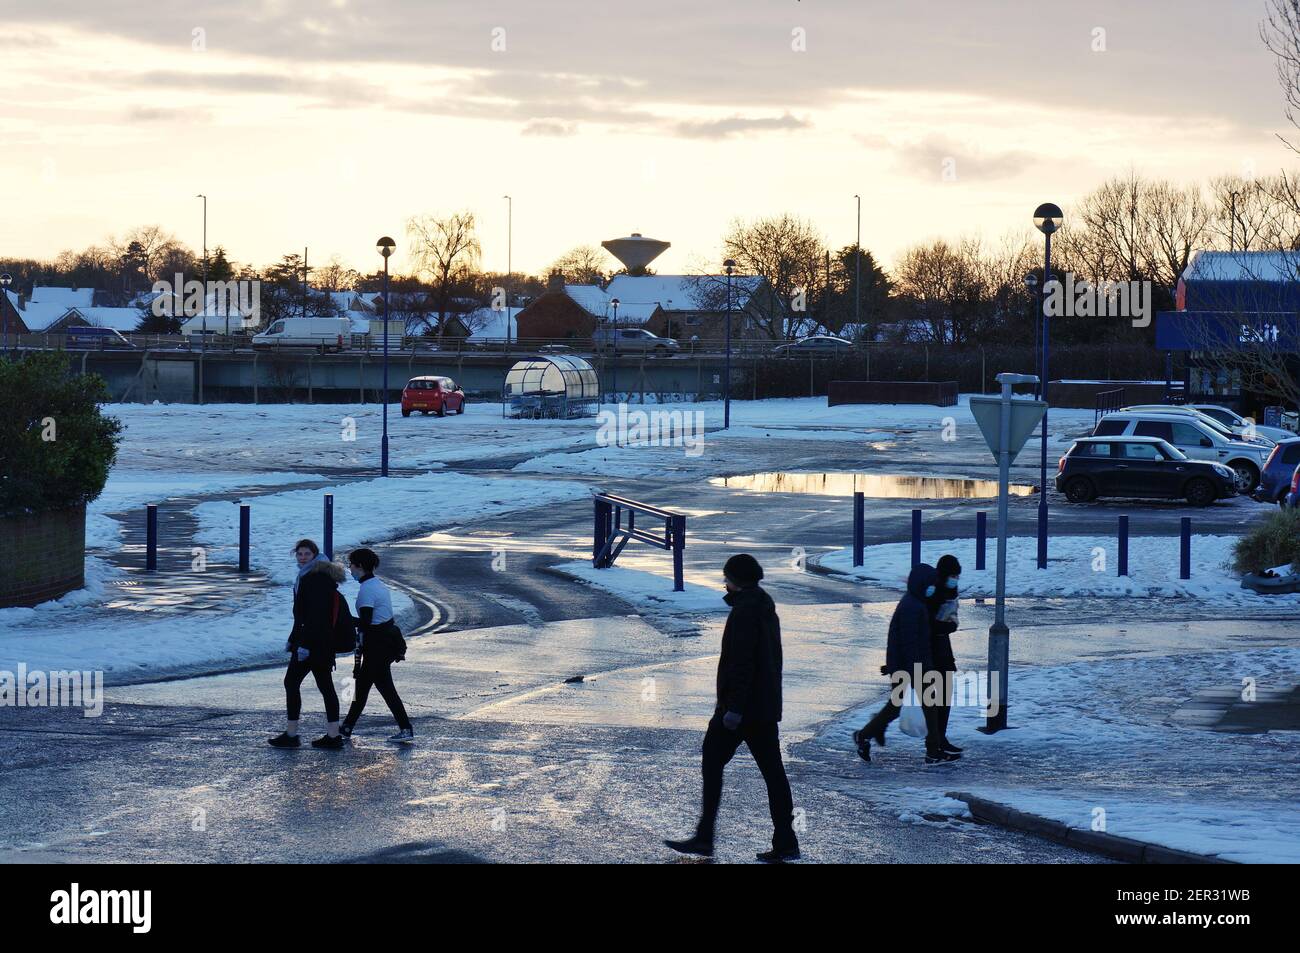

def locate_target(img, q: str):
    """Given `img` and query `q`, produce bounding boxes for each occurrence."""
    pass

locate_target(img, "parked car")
[1257,437,1300,503]
[251,317,351,352]
[537,344,573,353]
[592,328,679,354]
[1119,405,1274,448]
[1056,436,1238,506]
[773,335,855,355]
[65,326,136,350]
[1092,411,1271,492]
[401,376,465,417]
[1284,464,1300,509]
[1187,403,1295,444]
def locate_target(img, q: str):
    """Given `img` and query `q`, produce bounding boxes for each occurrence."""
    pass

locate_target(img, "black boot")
[941,739,963,754]
[924,749,961,764]
[852,729,871,762]
[664,834,714,857]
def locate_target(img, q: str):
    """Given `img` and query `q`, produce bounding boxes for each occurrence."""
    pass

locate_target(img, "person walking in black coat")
[269,538,346,750]
[665,554,799,863]
[927,554,962,756]
[851,562,959,764]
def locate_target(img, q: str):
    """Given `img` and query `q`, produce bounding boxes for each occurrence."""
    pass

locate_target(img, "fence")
[592,492,687,591]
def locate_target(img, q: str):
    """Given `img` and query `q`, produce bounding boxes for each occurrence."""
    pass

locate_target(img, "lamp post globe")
[376,237,396,477]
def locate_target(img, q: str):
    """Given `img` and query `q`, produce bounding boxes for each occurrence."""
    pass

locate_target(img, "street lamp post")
[853,195,861,331]
[1023,271,1040,386]
[609,297,619,403]
[197,194,207,404]
[724,258,735,429]
[503,194,512,350]
[1032,203,1063,570]
[377,236,396,477]
[1,273,12,354]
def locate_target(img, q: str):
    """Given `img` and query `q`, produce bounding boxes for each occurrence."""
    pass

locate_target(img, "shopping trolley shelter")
[1,389,1295,867]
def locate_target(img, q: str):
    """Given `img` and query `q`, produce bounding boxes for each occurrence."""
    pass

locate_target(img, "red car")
[401,376,466,417]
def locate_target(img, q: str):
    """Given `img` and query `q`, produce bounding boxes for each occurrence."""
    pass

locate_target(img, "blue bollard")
[1036,500,1048,569]
[671,513,686,592]
[323,493,334,562]
[145,504,158,571]
[1118,515,1128,577]
[911,508,922,567]
[1180,517,1191,580]
[975,511,987,571]
[239,504,250,573]
[853,492,865,567]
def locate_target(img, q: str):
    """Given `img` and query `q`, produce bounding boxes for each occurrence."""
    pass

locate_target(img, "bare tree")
[548,245,610,285]
[1263,0,1300,153]
[406,211,482,339]
[705,214,825,340]
[1143,180,1211,287]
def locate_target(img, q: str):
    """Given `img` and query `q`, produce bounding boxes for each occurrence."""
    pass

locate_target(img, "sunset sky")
[0,0,1292,278]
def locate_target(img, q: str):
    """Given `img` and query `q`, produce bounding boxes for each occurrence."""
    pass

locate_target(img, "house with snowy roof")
[3,286,98,333]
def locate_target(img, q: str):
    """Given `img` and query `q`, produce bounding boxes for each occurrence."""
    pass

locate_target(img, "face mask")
[924,584,936,598]
[950,576,960,593]
[350,568,363,580]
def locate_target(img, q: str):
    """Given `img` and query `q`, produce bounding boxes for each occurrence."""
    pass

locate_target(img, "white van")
[252,317,352,352]
[1093,411,1272,492]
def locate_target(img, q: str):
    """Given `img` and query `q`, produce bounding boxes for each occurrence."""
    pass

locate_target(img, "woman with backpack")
[340,548,414,743]
[927,554,963,756]
[269,538,348,750]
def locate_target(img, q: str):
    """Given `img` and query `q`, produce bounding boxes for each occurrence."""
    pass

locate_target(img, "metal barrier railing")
[592,492,687,591]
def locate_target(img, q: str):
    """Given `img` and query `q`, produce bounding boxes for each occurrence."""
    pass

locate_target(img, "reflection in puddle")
[710,472,1037,499]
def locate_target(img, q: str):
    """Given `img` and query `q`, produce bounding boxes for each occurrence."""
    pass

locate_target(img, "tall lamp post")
[1,273,12,354]
[196,194,207,404]
[1023,271,1039,385]
[724,258,735,429]
[503,194,512,349]
[853,195,861,331]
[1032,202,1063,570]
[377,236,396,477]
[609,297,619,403]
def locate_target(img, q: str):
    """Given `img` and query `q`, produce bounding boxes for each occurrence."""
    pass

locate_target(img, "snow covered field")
[818,534,1293,605]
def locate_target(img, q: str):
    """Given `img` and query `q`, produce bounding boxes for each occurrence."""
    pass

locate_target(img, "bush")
[1231,508,1300,575]
[0,353,122,518]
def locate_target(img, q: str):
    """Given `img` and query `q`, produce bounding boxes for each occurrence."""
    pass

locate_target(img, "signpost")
[969,373,1046,733]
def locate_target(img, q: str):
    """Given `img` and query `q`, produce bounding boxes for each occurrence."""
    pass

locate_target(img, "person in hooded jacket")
[926,554,962,756]
[851,563,959,764]
[269,538,347,750]
[664,554,799,863]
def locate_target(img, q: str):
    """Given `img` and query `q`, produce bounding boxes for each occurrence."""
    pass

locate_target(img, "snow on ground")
[0,557,122,626]
[195,472,593,584]
[818,534,1294,604]
[0,578,415,678]
[552,561,731,614]
[821,646,1300,863]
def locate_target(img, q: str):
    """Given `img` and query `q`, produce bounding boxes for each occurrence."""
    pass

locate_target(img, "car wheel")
[1064,477,1096,503]
[1185,478,1216,507]
[1229,461,1259,493]
[457,398,466,414]
[436,404,446,417]
[401,408,411,418]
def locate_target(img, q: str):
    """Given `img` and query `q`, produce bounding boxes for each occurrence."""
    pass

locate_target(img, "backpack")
[330,591,358,655]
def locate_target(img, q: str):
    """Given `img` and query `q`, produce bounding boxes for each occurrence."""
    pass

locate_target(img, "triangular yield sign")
[969,395,1048,464]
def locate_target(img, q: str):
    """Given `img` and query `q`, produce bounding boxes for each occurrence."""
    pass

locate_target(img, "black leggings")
[344,653,412,731]
[284,657,340,723]
[860,679,944,755]
[697,713,796,850]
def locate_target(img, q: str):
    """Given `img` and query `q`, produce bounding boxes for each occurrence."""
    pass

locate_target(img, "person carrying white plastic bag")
[851,563,960,764]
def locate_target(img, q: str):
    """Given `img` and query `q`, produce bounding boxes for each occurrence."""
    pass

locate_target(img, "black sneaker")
[940,739,963,754]
[311,734,345,749]
[756,845,800,863]
[924,750,961,764]
[339,723,353,739]
[852,729,871,763]
[268,732,300,748]
[664,835,714,858]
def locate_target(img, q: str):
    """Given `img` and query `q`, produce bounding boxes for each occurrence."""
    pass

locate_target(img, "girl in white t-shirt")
[339,548,413,743]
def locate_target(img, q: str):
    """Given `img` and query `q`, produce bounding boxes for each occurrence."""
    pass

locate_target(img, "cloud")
[521,119,577,137]
[674,113,811,139]
[870,134,1035,182]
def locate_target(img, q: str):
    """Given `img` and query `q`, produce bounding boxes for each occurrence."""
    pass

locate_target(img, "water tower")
[601,233,669,273]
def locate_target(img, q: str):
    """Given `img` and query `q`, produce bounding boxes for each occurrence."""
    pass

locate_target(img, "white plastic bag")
[899,688,928,738]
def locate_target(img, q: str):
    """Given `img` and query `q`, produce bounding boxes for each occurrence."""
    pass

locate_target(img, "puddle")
[710,472,1037,499]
